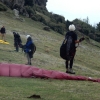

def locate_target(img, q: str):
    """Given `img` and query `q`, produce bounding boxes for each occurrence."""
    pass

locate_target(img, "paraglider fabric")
[0,63,100,83]
[0,40,9,44]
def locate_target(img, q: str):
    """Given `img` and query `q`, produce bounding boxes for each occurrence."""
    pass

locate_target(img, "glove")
[24,49,31,53]
[24,49,29,53]
[29,49,31,52]
[24,49,27,52]
[79,37,85,42]
[19,43,23,48]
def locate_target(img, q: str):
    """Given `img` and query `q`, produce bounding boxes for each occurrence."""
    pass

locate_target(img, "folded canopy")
[0,40,9,44]
[0,63,100,83]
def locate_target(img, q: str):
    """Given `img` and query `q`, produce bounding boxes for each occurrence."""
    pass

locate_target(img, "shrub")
[31,14,47,24]
[95,37,100,42]
[0,3,7,11]
[24,0,34,6]
[88,33,95,40]
[48,22,64,34]
[25,6,36,17]
[43,26,50,31]
[31,16,38,21]
[50,14,65,24]
[35,5,47,13]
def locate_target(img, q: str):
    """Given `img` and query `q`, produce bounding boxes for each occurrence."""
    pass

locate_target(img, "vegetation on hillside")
[0,2,7,11]
[1,1,100,42]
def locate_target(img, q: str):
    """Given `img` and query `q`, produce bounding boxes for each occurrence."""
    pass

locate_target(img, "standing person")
[60,24,85,74]
[13,32,22,52]
[24,35,36,65]
[0,26,6,41]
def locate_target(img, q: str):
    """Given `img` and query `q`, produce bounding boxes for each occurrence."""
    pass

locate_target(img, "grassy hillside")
[0,10,100,100]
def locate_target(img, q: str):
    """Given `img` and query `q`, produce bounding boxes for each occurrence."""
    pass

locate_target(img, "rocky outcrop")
[0,0,47,8]
[13,0,25,8]
[13,9,19,18]
[35,0,47,6]
[0,0,25,12]
[0,0,13,7]
[0,0,48,17]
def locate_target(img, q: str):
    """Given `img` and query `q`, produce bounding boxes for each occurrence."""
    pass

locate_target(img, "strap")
[63,38,67,44]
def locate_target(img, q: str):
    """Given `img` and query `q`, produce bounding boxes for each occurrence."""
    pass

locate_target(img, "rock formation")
[35,0,47,6]
[0,0,48,17]
[0,0,47,8]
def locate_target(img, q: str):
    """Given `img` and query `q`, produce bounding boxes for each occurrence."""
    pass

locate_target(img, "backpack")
[32,43,36,54]
[60,35,74,60]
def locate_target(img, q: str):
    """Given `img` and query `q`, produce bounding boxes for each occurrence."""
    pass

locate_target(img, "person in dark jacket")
[65,24,85,74]
[24,35,35,65]
[0,26,6,41]
[13,32,22,52]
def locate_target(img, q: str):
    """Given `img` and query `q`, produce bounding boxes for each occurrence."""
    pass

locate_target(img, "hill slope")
[0,10,100,76]
[0,10,100,100]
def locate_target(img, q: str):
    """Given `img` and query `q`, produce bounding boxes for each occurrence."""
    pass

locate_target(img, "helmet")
[26,35,31,39]
[68,24,76,31]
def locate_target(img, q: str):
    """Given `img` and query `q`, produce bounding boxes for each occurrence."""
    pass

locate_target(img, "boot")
[25,62,31,65]
[69,68,75,74]
[66,68,70,73]
[29,62,32,65]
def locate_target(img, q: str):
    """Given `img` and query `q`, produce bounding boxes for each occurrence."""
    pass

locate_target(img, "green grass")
[0,10,100,100]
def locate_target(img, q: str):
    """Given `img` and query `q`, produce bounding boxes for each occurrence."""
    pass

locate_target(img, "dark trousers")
[66,49,76,69]
[26,53,31,65]
[15,44,19,52]
[65,57,74,69]
[14,42,19,52]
